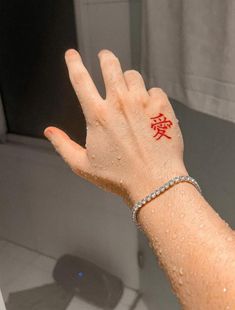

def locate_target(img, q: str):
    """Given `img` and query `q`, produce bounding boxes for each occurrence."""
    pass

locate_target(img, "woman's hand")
[44,49,187,207]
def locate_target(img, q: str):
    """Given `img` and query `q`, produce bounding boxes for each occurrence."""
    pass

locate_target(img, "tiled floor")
[0,240,148,310]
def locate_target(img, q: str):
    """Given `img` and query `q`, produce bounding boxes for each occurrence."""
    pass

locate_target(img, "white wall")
[0,134,139,289]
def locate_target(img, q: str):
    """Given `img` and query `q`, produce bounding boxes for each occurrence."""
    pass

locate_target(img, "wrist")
[124,161,189,209]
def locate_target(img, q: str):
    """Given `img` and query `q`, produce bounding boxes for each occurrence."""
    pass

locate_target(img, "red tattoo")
[150,113,173,140]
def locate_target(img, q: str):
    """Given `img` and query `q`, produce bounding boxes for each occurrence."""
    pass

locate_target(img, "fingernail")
[65,49,78,58]
[44,129,53,139]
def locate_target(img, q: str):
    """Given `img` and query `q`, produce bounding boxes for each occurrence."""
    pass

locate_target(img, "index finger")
[65,49,103,120]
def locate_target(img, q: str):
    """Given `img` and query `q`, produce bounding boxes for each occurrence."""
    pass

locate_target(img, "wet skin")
[44,49,235,309]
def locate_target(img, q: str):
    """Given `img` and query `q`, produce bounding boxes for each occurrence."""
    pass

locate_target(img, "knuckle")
[93,103,108,125]
[158,88,168,98]
[124,69,141,77]
[160,88,168,99]
[149,87,168,101]
[149,87,164,94]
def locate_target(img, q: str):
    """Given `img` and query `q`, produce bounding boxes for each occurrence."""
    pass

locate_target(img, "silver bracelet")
[131,175,202,231]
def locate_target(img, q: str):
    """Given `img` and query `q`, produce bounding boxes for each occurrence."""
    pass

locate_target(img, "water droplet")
[223,287,227,293]
[95,120,99,126]
[117,155,122,160]
[179,267,183,276]
[91,154,95,159]
[178,278,183,285]
[119,179,123,184]
[154,237,159,244]
[173,265,177,272]
[151,209,155,213]
[225,305,230,309]
[111,160,114,164]
[165,229,169,233]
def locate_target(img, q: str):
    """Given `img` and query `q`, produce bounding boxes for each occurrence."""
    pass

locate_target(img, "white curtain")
[140,0,235,123]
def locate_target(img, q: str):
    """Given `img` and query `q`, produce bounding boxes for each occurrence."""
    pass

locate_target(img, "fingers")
[65,49,103,121]
[98,50,128,99]
[148,87,175,115]
[44,126,91,178]
[123,70,147,92]
[148,87,168,101]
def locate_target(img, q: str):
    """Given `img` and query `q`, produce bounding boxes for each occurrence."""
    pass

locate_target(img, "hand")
[44,49,187,208]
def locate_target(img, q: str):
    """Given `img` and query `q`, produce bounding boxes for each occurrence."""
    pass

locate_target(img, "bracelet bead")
[131,175,202,231]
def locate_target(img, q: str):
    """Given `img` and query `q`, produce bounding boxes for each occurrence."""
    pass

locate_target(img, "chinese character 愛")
[150,113,173,140]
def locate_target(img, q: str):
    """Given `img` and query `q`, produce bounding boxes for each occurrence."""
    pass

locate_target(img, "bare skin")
[44,48,235,309]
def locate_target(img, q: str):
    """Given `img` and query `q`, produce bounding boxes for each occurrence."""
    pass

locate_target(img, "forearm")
[128,167,235,309]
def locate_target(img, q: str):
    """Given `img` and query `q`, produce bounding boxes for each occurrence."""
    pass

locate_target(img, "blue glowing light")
[77,271,84,278]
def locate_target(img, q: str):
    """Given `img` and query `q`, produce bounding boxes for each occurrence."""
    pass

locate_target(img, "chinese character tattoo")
[150,113,173,140]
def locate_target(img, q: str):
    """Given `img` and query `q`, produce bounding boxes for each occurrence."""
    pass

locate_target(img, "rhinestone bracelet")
[131,175,202,231]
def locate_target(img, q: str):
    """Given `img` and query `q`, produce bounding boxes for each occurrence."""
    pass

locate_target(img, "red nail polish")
[45,129,53,138]
[65,49,78,58]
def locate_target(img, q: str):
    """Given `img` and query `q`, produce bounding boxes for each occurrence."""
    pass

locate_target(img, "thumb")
[44,126,91,178]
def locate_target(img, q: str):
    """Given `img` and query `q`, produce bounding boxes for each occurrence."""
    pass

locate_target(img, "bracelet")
[131,175,202,231]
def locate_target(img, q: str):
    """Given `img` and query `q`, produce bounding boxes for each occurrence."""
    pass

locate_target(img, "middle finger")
[98,50,128,100]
